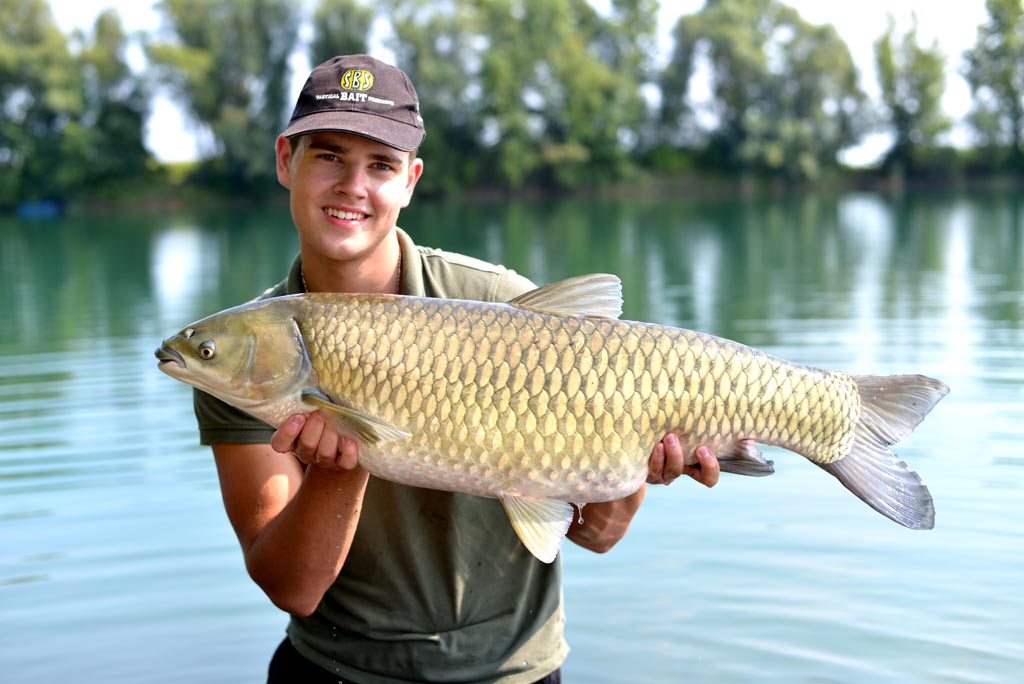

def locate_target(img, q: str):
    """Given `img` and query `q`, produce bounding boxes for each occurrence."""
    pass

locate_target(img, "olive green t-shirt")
[194,229,568,684]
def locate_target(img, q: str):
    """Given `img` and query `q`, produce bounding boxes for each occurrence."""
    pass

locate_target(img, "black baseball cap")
[282,55,425,152]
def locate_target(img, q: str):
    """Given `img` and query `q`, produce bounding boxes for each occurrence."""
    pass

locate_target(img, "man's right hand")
[271,412,360,470]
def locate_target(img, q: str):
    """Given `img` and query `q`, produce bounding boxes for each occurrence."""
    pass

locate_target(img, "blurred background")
[4,0,1024,208]
[2,1,1023,683]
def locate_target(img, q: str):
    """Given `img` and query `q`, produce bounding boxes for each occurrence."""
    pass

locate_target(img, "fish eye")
[198,340,216,360]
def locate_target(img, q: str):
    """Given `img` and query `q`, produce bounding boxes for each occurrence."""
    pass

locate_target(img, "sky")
[49,0,991,166]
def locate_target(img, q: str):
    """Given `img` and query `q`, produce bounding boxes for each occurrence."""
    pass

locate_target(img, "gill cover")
[241,308,312,402]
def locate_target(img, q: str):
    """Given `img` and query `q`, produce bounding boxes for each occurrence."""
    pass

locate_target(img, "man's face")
[276,131,423,266]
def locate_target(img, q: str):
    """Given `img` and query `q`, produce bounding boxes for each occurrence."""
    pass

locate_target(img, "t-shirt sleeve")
[193,388,274,445]
[491,268,537,301]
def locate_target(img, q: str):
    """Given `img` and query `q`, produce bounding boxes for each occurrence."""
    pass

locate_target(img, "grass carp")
[156,274,948,562]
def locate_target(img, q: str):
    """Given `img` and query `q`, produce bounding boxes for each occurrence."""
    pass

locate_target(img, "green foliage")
[0,0,76,204]
[963,0,1024,166]
[12,0,1024,208]
[0,1,149,205]
[874,13,950,174]
[659,0,866,181]
[383,0,487,194]
[379,0,657,191]
[309,0,374,66]
[73,10,152,195]
[146,0,300,191]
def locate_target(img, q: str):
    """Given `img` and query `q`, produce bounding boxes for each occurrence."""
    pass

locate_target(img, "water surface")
[1,192,1022,682]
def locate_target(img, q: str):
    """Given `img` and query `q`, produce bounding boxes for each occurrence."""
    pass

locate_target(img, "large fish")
[156,274,948,562]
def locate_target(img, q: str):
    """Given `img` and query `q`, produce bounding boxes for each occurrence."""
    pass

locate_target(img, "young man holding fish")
[196,55,719,683]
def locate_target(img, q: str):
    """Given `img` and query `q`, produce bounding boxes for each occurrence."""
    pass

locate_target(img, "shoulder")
[253,281,289,302]
[417,246,536,302]
[253,253,303,301]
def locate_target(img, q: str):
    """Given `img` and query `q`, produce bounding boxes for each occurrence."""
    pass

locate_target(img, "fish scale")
[299,292,859,501]
[157,273,948,562]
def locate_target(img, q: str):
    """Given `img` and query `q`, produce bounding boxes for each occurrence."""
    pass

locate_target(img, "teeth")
[326,208,365,220]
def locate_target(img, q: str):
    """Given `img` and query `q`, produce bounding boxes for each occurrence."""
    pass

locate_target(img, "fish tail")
[817,374,949,530]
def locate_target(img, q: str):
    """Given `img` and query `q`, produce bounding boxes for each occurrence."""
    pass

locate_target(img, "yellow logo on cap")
[340,69,374,91]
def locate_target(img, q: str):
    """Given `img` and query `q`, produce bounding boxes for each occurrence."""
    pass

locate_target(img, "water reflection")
[1,191,1022,683]
[151,224,212,326]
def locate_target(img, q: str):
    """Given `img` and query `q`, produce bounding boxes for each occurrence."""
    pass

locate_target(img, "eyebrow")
[309,141,404,167]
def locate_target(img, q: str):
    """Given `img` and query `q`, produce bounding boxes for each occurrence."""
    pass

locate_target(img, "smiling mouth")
[324,208,368,221]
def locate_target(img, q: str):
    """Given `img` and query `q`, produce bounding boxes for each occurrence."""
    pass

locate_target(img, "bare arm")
[566,435,720,554]
[212,413,366,617]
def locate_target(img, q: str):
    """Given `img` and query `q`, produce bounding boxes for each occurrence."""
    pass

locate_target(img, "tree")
[874,13,950,174]
[384,0,487,194]
[963,0,1024,166]
[72,9,151,194]
[309,0,375,67]
[474,0,657,188]
[147,0,299,190]
[0,0,80,204]
[659,0,866,180]
[383,0,656,191]
[0,2,152,206]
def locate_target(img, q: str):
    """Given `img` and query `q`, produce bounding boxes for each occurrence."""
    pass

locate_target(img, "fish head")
[155,297,313,409]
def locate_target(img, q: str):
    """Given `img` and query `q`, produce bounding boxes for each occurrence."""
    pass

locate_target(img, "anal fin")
[718,438,775,477]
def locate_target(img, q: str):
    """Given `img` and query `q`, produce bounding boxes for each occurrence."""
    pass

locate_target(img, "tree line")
[4,0,1024,207]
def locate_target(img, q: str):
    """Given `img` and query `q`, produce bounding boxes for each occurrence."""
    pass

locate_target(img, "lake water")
[2,191,1022,683]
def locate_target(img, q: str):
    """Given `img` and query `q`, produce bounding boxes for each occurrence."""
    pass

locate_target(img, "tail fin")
[817,374,949,530]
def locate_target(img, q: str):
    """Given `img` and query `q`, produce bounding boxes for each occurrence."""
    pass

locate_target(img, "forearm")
[245,464,370,616]
[566,484,646,553]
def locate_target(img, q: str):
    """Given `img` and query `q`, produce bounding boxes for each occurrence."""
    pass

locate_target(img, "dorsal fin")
[507,274,622,319]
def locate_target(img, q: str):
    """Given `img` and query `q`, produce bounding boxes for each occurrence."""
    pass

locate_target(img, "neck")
[299,237,403,295]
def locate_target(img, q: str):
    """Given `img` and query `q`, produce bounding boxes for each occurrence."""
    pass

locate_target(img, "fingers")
[684,445,720,488]
[308,416,340,467]
[337,437,359,470]
[270,414,306,454]
[269,412,359,470]
[646,441,666,484]
[648,435,721,488]
[647,433,687,485]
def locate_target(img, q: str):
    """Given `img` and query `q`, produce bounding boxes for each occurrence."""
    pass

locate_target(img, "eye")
[198,340,216,360]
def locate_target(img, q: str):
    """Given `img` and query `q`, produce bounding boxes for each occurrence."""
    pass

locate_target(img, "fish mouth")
[155,345,185,371]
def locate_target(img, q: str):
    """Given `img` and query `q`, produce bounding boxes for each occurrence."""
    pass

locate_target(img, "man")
[195,55,720,684]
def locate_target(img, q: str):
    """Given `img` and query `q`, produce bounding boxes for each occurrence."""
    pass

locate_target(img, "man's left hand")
[647,434,719,488]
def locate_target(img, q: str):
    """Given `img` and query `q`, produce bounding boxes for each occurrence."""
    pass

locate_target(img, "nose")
[333,165,368,198]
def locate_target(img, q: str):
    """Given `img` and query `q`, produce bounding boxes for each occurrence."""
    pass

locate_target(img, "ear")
[401,157,424,208]
[276,136,293,189]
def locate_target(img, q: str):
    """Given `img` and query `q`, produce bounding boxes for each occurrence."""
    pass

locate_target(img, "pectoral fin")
[499,494,575,563]
[301,388,411,447]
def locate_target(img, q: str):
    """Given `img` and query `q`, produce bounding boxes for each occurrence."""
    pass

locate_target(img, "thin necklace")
[301,250,403,294]
[394,248,403,294]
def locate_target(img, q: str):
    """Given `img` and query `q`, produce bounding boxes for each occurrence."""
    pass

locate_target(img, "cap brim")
[282,111,424,152]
